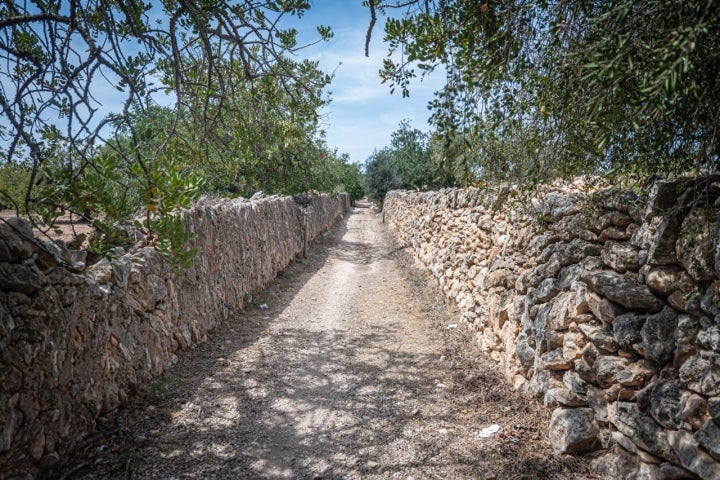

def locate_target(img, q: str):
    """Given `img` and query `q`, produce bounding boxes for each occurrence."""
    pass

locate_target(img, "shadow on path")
[61,206,597,480]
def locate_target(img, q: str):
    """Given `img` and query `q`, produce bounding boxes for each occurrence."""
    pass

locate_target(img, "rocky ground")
[60,202,598,479]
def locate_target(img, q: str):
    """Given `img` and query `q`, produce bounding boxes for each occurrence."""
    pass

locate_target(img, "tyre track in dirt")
[65,203,596,480]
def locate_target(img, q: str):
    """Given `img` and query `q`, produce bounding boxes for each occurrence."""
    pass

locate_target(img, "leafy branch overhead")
[0,0,344,262]
[368,0,720,184]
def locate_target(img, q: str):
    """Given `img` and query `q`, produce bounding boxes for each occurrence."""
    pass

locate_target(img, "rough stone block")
[646,266,695,296]
[540,348,574,371]
[679,351,720,397]
[609,401,678,463]
[0,263,42,294]
[616,360,657,388]
[613,312,647,352]
[579,322,619,352]
[637,307,679,365]
[581,270,663,313]
[548,407,601,454]
[667,429,720,480]
[676,207,719,282]
[594,355,629,388]
[602,241,641,273]
[650,380,683,429]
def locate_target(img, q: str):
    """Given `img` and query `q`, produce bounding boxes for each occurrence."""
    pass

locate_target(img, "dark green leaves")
[372,0,720,185]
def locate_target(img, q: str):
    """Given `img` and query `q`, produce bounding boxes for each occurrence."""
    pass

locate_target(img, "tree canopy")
[365,119,440,204]
[368,0,720,185]
[0,0,359,262]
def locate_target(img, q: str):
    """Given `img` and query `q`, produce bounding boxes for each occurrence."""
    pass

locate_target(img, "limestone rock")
[548,407,600,453]
[667,428,720,480]
[536,278,560,303]
[88,257,112,284]
[616,360,657,388]
[643,179,689,219]
[587,289,623,324]
[532,255,562,285]
[677,391,708,430]
[557,263,584,290]
[676,315,703,350]
[680,351,720,396]
[699,326,720,353]
[581,270,663,312]
[614,312,647,352]
[637,462,664,480]
[696,420,720,461]
[646,215,683,266]
[540,348,575,371]
[0,217,34,262]
[544,330,564,350]
[675,315,704,371]
[564,370,590,395]
[551,239,601,267]
[515,332,536,368]
[0,263,42,294]
[650,380,683,429]
[701,282,720,318]
[676,207,719,282]
[659,462,700,480]
[647,266,695,296]
[602,241,641,273]
[591,449,639,480]
[544,386,588,407]
[709,397,720,423]
[582,341,600,365]
[574,358,597,385]
[579,322,619,352]
[595,355,629,388]
[609,401,678,463]
[592,210,635,232]
[562,331,587,361]
[586,386,609,423]
[599,225,632,242]
[637,307,679,365]
[535,292,575,332]
[716,233,720,278]
[596,188,640,215]
[612,430,639,453]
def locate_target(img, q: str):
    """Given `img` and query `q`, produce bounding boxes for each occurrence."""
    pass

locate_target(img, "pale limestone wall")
[0,193,348,479]
[384,177,720,480]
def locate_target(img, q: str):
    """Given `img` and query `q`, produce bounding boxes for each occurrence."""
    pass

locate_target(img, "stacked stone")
[384,176,720,480]
[0,193,347,479]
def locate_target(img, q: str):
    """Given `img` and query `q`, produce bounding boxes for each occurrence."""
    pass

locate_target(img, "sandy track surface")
[64,203,596,480]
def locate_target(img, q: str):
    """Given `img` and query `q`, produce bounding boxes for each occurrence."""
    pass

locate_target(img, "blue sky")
[284,1,444,165]
[0,1,442,166]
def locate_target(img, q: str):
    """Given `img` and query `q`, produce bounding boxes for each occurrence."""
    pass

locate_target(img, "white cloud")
[287,8,446,164]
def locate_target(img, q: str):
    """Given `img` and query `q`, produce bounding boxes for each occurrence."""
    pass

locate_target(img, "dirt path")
[65,203,596,480]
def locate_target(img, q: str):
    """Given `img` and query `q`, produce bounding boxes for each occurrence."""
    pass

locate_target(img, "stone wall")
[384,176,720,480]
[0,193,349,479]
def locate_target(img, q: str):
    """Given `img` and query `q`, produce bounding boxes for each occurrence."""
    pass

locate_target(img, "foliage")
[389,119,438,190]
[0,162,31,213]
[0,0,335,262]
[338,156,366,204]
[364,120,440,204]
[177,55,339,196]
[368,0,720,185]
[365,148,403,205]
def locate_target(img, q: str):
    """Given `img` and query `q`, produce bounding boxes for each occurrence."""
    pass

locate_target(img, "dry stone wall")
[0,193,349,479]
[384,176,720,480]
